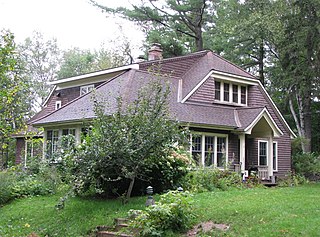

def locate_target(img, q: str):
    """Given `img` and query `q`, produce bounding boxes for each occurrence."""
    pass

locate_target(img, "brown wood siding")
[188,77,214,103]
[228,133,239,164]
[15,138,24,164]
[247,85,292,177]
[30,82,104,123]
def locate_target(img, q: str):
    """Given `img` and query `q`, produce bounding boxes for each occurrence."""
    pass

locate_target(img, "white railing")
[258,166,269,180]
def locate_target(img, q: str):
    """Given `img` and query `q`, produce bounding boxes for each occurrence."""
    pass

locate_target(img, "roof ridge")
[138,50,209,66]
[210,51,256,79]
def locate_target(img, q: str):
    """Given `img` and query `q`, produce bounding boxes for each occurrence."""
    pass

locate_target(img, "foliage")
[292,152,320,181]
[0,170,16,205]
[71,74,189,199]
[0,162,60,206]
[91,0,218,54]
[18,31,60,112]
[57,46,128,79]
[277,171,309,187]
[129,190,195,236]
[0,30,29,168]
[181,168,245,192]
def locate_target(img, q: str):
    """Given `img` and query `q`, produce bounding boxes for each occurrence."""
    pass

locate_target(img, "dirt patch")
[186,221,230,236]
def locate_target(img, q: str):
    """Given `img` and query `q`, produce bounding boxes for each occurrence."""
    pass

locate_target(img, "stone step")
[114,218,129,225]
[114,223,129,232]
[97,231,133,237]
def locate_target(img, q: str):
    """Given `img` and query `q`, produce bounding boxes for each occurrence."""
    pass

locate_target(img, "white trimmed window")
[191,133,228,168]
[46,130,59,159]
[80,84,94,96]
[258,141,268,166]
[214,80,247,105]
[273,142,278,171]
[258,140,278,170]
[55,100,61,110]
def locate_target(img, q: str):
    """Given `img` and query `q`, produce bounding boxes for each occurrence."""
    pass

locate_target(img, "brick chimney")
[148,43,163,60]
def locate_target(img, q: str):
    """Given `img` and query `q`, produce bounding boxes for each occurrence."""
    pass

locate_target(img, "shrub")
[277,171,309,187]
[292,152,320,181]
[0,163,60,205]
[0,170,16,205]
[181,168,244,192]
[129,190,195,237]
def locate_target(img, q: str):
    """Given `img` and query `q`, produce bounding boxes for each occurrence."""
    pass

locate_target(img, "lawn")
[0,183,319,237]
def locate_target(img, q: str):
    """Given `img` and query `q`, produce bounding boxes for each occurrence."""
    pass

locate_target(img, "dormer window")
[80,84,94,96]
[55,101,61,110]
[214,80,247,105]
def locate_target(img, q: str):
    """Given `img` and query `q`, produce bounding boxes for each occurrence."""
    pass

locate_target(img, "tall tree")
[90,0,217,54]
[212,0,275,85]
[270,0,320,152]
[18,32,60,112]
[0,30,29,168]
[57,46,129,79]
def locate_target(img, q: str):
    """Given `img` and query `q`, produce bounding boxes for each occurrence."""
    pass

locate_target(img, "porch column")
[239,134,246,172]
[268,135,273,178]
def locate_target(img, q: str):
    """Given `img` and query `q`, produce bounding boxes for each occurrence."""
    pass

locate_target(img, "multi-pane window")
[258,141,268,166]
[62,128,76,149]
[191,133,227,168]
[192,135,202,165]
[273,142,278,171]
[258,141,278,170]
[80,84,94,96]
[217,137,226,168]
[223,83,230,102]
[205,136,214,166]
[214,80,247,105]
[47,130,59,159]
[241,86,246,104]
[214,81,221,100]
[232,85,238,103]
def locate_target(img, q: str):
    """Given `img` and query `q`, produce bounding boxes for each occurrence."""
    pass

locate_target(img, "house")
[23,44,295,180]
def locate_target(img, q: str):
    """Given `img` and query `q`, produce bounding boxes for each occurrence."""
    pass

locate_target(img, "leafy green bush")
[129,190,195,237]
[0,170,16,205]
[293,152,320,181]
[277,171,309,187]
[181,168,244,192]
[0,163,60,205]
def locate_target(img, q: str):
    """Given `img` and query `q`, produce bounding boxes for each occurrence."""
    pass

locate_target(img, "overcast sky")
[0,0,145,56]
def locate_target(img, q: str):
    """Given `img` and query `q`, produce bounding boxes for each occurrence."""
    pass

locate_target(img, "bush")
[277,171,309,187]
[0,170,16,205]
[0,163,60,205]
[129,190,195,237]
[181,168,244,192]
[292,152,320,181]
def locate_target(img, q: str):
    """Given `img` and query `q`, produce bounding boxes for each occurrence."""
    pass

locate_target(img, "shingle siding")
[189,76,215,103]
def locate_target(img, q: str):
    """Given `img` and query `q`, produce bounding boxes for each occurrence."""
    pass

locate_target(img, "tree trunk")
[258,41,265,86]
[126,176,135,200]
[195,27,203,51]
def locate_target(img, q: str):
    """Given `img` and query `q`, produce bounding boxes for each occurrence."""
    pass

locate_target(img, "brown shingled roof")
[32,50,258,128]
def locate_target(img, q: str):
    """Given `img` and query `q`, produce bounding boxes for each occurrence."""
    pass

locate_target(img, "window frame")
[46,129,59,159]
[55,100,62,110]
[273,141,278,172]
[214,80,247,106]
[190,132,228,168]
[258,140,268,166]
[80,84,94,96]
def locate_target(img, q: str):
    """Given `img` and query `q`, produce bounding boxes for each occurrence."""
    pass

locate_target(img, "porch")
[235,108,283,182]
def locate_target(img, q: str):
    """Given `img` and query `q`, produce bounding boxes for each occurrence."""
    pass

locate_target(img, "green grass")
[0,193,145,237]
[1,184,320,237]
[192,183,320,236]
